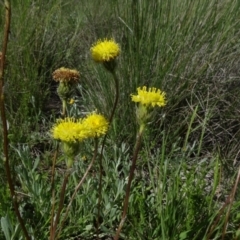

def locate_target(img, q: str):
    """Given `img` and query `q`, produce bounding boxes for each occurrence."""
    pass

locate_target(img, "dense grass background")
[1,0,240,239]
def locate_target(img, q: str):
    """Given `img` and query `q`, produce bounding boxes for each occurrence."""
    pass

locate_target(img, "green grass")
[1,0,240,239]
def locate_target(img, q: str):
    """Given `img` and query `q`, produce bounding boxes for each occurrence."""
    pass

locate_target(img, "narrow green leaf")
[1,216,11,240]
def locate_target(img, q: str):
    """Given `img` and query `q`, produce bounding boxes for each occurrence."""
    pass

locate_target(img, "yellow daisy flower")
[83,113,109,137]
[90,39,120,62]
[131,86,166,107]
[52,67,80,83]
[52,118,87,142]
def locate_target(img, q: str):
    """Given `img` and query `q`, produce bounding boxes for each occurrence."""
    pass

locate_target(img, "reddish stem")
[114,128,143,240]
[0,1,31,239]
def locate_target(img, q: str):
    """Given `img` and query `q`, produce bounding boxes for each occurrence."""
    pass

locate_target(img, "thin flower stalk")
[49,143,59,240]
[97,71,119,237]
[114,86,166,239]
[62,99,67,117]
[55,139,99,240]
[0,2,31,240]
[114,126,144,240]
[90,38,121,237]
[51,169,71,240]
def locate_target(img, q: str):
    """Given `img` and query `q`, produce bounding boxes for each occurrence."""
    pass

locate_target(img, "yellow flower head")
[52,118,87,142]
[69,98,75,104]
[83,113,109,137]
[131,86,166,107]
[52,67,80,83]
[90,39,120,62]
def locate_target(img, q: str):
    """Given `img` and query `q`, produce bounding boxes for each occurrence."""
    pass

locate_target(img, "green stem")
[0,2,31,240]
[96,70,119,238]
[62,99,67,117]
[114,125,144,240]
[55,139,99,240]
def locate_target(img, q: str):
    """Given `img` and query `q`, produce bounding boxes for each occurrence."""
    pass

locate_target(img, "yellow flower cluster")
[52,67,80,83]
[90,39,120,62]
[52,113,109,143]
[131,86,166,107]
